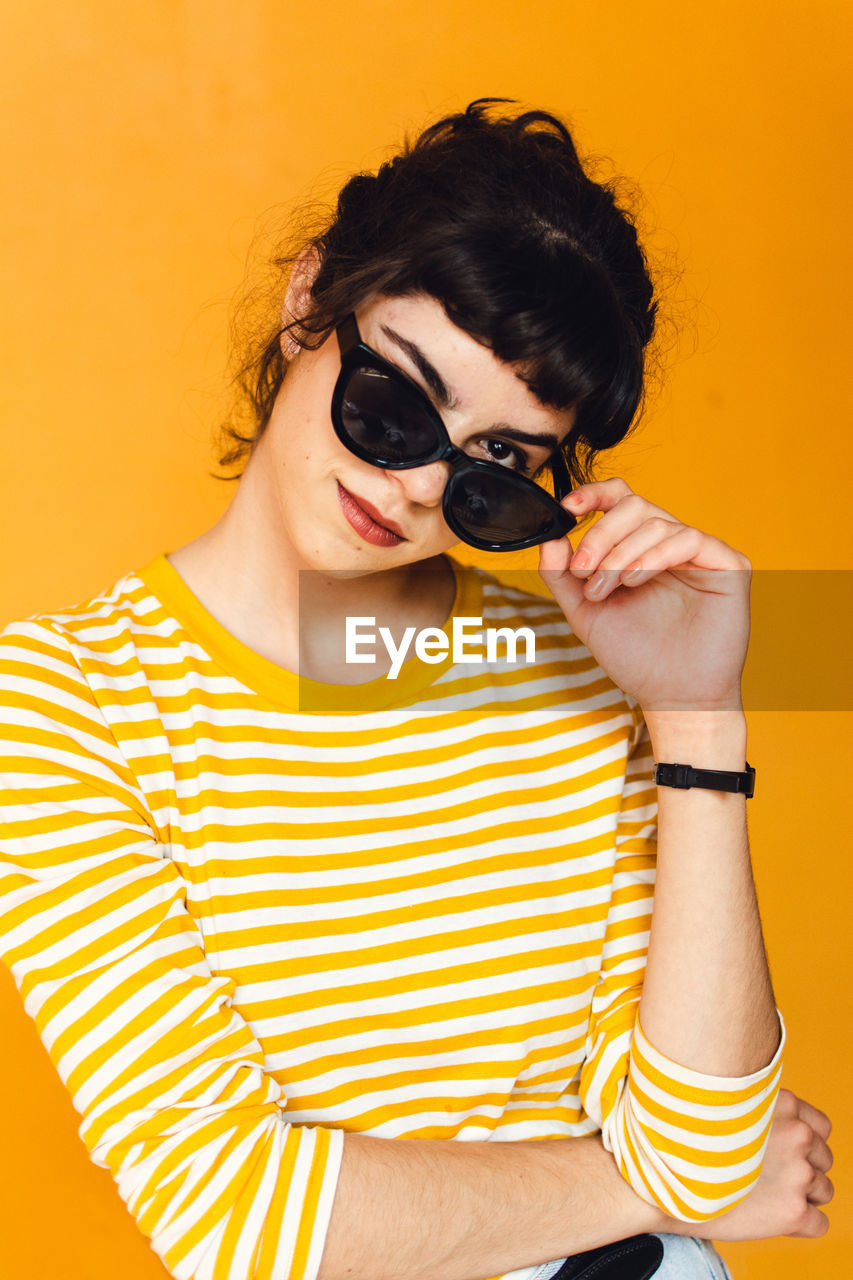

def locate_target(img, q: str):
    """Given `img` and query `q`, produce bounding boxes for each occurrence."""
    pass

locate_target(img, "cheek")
[419,512,460,556]
[276,414,336,482]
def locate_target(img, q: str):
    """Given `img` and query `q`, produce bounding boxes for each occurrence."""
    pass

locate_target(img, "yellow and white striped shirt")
[0,554,783,1280]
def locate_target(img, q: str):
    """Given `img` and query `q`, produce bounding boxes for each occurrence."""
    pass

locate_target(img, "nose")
[390,460,451,508]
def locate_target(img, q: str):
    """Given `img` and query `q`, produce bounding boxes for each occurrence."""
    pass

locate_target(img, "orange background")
[1,2,851,1277]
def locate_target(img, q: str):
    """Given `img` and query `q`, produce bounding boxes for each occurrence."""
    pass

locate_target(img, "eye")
[473,437,530,472]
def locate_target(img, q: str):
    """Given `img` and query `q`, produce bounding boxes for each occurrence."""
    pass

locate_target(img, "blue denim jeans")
[652,1235,732,1279]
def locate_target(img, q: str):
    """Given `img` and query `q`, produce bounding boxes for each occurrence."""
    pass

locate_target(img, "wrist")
[652,1213,709,1238]
[558,1137,672,1241]
[644,709,748,768]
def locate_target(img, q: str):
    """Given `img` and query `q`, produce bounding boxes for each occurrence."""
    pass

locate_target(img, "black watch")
[654,761,755,798]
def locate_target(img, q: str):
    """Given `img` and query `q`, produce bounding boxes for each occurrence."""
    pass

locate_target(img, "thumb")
[538,537,587,624]
[539,532,573,576]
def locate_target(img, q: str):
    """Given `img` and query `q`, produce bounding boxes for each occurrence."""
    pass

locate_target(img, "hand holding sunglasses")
[332,314,577,552]
[539,476,752,717]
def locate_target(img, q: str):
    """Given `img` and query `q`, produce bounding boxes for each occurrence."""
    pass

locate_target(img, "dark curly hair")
[217,99,658,485]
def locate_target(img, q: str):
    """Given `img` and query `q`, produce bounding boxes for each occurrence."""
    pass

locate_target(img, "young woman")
[0,101,832,1280]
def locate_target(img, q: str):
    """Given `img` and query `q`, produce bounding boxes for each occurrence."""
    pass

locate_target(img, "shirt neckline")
[136,552,483,713]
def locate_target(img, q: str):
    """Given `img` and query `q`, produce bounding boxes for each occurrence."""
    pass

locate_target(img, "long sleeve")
[578,716,784,1220]
[0,620,343,1280]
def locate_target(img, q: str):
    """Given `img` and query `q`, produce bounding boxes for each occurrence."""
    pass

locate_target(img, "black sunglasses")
[331,314,577,552]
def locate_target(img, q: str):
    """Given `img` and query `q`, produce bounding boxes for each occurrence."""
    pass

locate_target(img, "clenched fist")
[698,1089,833,1240]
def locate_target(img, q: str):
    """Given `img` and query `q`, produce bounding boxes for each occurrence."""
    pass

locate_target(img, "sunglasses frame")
[331,313,577,552]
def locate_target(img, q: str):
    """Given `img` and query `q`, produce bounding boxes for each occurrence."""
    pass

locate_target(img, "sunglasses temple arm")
[336,314,360,358]
[547,452,578,536]
[549,451,572,502]
[548,453,573,522]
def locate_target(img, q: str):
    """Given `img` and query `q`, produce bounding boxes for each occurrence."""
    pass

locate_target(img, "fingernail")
[572,551,590,572]
[622,565,643,584]
[586,571,606,596]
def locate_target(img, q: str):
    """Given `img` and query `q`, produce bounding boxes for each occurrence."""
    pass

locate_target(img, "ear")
[280,245,322,359]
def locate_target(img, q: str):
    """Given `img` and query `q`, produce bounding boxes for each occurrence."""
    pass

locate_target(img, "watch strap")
[654,761,755,798]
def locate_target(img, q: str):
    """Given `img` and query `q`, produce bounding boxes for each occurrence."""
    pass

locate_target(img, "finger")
[604,527,746,589]
[807,1135,834,1174]
[596,518,701,577]
[583,525,708,601]
[796,1097,833,1143]
[774,1088,799,1117]
[564,478,634,521]
[539,532,573,576]
[538,537,589,624]
[789,1205,830,1239]
[568,495,677,576]
[807,1170,834,1206]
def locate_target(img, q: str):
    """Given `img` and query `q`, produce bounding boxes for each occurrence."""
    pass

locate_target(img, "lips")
[337,482,406,547]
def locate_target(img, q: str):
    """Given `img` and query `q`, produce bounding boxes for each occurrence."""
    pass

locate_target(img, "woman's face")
[260,292,575,573]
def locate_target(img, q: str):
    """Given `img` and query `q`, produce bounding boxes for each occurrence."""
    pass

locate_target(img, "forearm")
[318,1131,670,1280]
[639,709,780,1076]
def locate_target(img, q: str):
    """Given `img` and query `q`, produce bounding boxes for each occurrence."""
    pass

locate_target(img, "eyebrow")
[380,324,456,409]
[378,324,563,454]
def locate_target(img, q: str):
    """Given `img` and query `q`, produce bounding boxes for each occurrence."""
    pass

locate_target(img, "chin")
[307,566,382,581]
[293,532,424,578]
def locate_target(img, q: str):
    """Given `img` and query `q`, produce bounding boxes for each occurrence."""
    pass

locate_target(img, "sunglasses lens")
[340,368,440,464]
[447,471,563,547]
